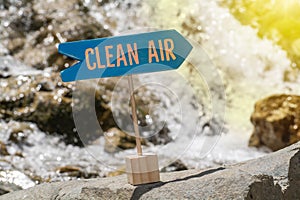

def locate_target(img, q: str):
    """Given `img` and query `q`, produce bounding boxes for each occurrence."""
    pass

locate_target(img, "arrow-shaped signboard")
[59,29,192,82]
[58,29,193,185]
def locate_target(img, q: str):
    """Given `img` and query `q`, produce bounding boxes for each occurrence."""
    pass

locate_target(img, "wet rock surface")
[0,0,111,70]
[0,72,80,145]
[55,165,99,179]
[161,159,188,172]
[102,122,172,152]
[1,142,299,200]
[249,94,300,151]
[0,169,35,195]
[147,126,172,145]
[0,73,170,146]
[104,127,146,153]
[0,120,112,190]
[0,182,22,196]
[0,141,9,156]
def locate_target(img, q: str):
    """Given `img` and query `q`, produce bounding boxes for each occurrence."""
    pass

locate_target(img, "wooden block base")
[125,154,160,185]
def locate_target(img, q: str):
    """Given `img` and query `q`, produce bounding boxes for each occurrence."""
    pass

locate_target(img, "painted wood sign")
[58,29,192,82]
[58,29,193,185]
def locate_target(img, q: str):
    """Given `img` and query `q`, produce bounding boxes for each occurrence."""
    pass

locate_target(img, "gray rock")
[0,56,38,78]
[246,175,284,200]
[147,125,172,145]
[1,142,299,199]
[284,150,300,199]
[0,43,8,56]
[0,182,22,196]
[0,0,111,70]
[104,127,146,153]
[161,159,188,172]
[0,170,35,193]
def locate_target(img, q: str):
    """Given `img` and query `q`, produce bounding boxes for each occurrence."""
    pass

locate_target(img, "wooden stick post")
[127,75,143,156]
[125,75,160,185]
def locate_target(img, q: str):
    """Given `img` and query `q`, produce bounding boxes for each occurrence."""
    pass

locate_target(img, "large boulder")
[0,73,116,145]
[0,0,111,70]
[1,142,299,199]
[0,73,169,146]
[0,72,80,145]
[249,94,300,151]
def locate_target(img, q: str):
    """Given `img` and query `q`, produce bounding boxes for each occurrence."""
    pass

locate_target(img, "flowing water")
[1,0,300,190]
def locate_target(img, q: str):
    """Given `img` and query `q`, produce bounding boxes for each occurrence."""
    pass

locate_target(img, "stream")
[1,0,300,191]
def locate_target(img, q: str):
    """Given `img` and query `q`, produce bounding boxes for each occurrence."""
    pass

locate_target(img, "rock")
[249,94,300,151]
[107,166,126,177]
[0,73,167,146]
[55,166,82,174]
[0,0,111,70]
[246,175,284,200]
[0,73,91,145]
[55,166,99,179]
[0,44,8,56]
[0,72,114,145]
[0,55,36,78]
[0,182,22,196]
[8,122,33,144]
[147,125,172,145]
[0,72,79,145]
[0,141,9,156]
[284,150,300,199]
[104,127,145,153]
[161,159,188,172]
[0,170,35,192]
[0,121,36,156]
[1,142,299,199]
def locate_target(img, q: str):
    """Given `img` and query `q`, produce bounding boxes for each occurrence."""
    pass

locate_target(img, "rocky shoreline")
[1,141,299,200]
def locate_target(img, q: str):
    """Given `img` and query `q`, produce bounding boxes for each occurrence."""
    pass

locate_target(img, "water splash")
[87,0,298,164]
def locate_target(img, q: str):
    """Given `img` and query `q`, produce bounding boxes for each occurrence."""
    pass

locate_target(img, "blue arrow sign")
[58,29,192,82]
